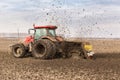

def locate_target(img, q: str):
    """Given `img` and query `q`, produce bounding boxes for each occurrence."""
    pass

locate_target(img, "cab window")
[48,29,56,36]
[35,29,47,40]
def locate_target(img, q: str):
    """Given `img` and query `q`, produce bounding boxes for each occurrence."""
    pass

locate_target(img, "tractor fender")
[40,36,57,42]
[55,36,64,42]
[41,36,64,42]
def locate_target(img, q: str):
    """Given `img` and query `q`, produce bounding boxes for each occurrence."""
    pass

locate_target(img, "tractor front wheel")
[12,44,26,58]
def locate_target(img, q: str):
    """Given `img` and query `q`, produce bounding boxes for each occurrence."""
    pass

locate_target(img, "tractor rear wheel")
[12,44,26,58]
[32,39,56,59]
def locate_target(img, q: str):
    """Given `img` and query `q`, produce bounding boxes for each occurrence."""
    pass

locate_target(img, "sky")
[0,0,120,38]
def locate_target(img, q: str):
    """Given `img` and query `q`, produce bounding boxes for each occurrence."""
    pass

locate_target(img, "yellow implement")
[84,45,93,51]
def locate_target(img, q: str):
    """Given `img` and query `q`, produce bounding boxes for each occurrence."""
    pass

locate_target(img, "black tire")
[12,44,26,58]
[32,39,56,59]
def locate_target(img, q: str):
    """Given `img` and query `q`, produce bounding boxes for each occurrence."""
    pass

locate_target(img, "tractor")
[10,25,94,59]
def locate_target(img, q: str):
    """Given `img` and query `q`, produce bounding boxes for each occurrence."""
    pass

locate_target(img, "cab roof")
[34,25,57,29]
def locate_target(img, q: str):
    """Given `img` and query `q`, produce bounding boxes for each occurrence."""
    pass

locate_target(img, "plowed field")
[0,38,120,80]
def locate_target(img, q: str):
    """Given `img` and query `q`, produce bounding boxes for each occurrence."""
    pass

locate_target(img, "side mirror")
[28,29,35,34]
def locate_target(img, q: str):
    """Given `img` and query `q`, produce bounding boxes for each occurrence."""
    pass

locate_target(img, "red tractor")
[11,25,94,59]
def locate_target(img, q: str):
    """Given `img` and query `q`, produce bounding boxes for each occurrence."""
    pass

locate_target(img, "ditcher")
[10,25,94,59]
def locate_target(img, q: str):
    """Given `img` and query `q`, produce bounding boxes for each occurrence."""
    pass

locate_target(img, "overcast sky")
[0,0,120,38]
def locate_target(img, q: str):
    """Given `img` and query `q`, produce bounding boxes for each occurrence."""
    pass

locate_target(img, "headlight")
[84,44,93,51]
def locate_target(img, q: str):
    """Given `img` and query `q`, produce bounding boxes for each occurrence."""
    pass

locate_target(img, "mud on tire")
[12,44,26,58]
[32,39,56,59]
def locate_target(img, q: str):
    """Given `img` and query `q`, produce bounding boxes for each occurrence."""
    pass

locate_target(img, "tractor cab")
[29,25,57,40]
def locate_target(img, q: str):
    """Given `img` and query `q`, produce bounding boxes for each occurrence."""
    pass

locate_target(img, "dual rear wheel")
[32,39,56,59]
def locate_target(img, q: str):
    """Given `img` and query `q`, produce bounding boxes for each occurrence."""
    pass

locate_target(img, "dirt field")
[0,38,120,80]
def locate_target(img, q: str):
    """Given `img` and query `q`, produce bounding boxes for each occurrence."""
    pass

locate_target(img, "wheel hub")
[16,48,23,55]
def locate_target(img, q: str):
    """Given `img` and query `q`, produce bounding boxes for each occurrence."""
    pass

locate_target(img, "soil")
[0,38,120,80]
